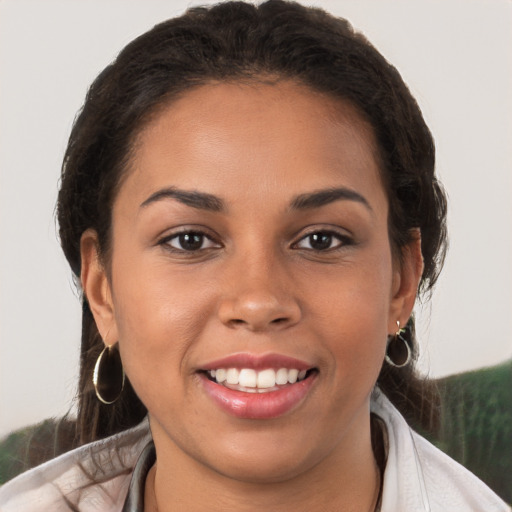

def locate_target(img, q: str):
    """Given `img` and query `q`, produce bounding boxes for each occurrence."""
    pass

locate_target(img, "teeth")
[226,368,240,384]
[208,367,310,389]
[275,368,288,385]
[288,369,299,384]
[238,369,257,388]
[257,369,276,388]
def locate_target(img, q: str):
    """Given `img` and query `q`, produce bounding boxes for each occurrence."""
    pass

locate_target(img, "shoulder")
[0,418,151,512]
[371,389,510,512]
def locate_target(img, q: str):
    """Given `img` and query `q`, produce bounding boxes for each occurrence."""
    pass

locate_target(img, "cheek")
[319,292,388,372]
[307,248,392,378]
[108,255,214,397]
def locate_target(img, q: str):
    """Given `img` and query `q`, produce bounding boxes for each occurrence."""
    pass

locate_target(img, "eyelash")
[159,230,221,253]
[292,230,352,252]
[158,228,352,254]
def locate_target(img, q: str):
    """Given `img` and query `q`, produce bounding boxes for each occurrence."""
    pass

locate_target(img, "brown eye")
[295,231,346,251]
[178,233,203,250]
[166,231,219,251]
[309,233,334,250]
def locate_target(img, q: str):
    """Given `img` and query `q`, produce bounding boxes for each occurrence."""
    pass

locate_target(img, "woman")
[0,1,508,510]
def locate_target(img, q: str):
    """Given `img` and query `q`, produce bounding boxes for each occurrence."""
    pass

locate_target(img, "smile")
[205,367,312,393]
[198,354,318,419]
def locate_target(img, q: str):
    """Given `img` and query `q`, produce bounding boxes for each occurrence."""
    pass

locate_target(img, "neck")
[144,412,382,512]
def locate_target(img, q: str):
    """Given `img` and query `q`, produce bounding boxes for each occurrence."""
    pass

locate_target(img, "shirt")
[0,390,509,511]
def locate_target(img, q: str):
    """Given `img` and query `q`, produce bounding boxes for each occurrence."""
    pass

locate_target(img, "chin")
[208,453,314,485]
[198,430,325,485]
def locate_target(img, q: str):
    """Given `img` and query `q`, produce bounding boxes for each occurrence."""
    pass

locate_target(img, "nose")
[217,255,302,332]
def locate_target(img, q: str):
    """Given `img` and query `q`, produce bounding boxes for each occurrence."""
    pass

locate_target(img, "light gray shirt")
[0,390,508,511]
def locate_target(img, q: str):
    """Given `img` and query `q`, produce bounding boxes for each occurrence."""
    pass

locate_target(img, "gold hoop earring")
[92,342,125,404]
[385,321,411,368]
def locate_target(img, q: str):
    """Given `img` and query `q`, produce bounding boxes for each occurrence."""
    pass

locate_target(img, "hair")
[57,0,447,447]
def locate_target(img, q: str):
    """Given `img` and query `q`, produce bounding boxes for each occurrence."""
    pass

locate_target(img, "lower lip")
[200,373,317,419]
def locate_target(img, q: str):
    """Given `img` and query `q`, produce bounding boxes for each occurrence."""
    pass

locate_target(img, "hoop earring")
[93,342,125,404]
[385,321,411,368]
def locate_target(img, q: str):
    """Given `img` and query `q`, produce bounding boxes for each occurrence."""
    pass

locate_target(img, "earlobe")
[388,229,424,333]
[80,229,118,343]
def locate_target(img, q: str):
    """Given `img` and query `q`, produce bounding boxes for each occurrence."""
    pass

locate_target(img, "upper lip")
[199,352,314,371]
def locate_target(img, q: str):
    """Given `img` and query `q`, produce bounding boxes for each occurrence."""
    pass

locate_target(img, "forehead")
[122,80,385,211]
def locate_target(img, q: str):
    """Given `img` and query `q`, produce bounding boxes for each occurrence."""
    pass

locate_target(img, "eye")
[162,231,220,252]
[294,231,347,251]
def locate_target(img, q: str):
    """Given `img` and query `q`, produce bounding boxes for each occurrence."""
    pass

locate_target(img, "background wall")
[1,0,511,438]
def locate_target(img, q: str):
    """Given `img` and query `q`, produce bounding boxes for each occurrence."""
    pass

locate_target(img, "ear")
[80,229,118,344]
[388,229,424,334]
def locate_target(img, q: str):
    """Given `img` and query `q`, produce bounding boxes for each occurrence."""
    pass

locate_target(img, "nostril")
[228,316,290,329]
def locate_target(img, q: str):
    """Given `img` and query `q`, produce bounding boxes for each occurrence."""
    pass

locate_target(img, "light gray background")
[1,0,511,438]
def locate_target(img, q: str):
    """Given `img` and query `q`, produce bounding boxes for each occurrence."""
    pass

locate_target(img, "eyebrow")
[139,186,371,214]
[140,187,225,212]
[290,187,372,212]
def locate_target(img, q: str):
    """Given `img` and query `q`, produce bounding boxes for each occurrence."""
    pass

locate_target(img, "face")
[82,81,420,484]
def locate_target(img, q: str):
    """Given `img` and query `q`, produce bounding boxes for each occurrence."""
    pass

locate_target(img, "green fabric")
[432,360,512,503]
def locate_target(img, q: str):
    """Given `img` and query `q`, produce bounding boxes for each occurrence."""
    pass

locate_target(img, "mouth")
[197,355,318,419]
[201,367,317,393]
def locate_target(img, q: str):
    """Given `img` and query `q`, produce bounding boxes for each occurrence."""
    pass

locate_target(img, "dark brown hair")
[57,0,447,446]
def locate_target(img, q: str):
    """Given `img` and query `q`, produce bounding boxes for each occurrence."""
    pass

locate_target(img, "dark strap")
[122,441,156,512]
